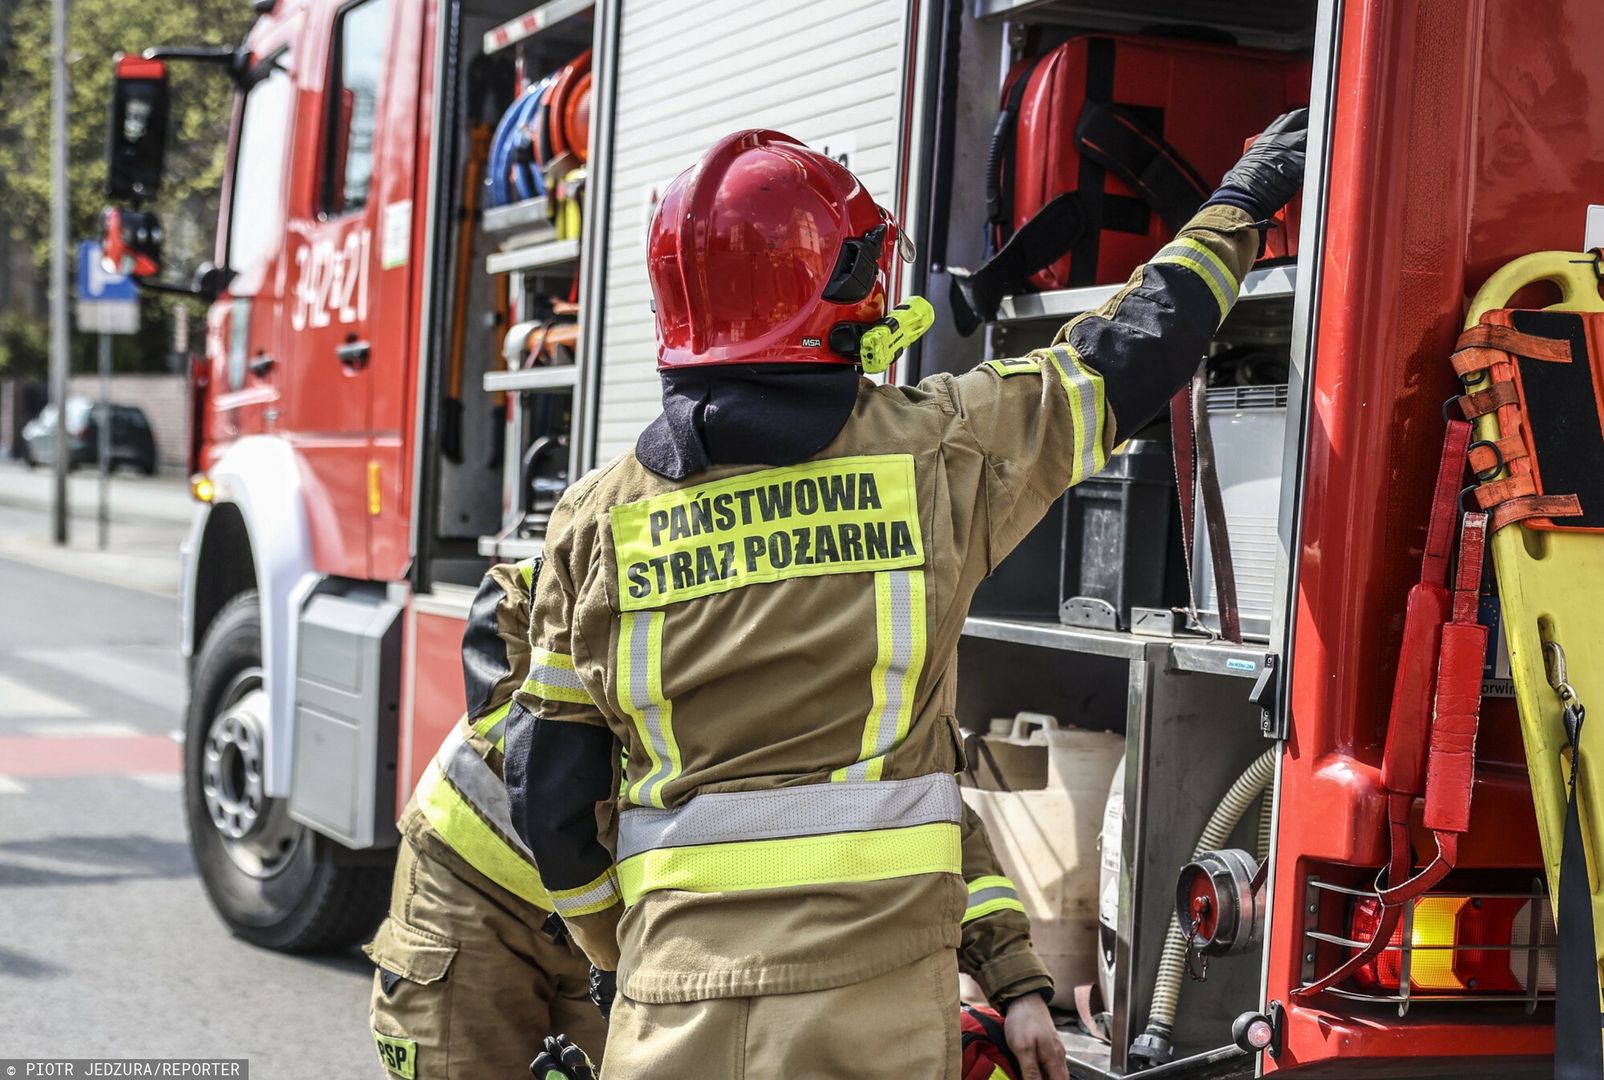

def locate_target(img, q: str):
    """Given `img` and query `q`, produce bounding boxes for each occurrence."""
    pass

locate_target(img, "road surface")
[0,550,377,1073]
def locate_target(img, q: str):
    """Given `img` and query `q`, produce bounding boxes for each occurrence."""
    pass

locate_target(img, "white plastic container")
[961,714,1124,1008]
[1192,385,1289,640]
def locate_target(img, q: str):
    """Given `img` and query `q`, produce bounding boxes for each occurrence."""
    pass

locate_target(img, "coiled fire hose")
[1132,747,1277,1068]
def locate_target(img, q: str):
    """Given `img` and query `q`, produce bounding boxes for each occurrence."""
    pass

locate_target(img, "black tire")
[185,590,392,952]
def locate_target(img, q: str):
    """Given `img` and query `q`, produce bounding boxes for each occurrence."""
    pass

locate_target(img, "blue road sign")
[78,241,138,302]
[76,241,140,335]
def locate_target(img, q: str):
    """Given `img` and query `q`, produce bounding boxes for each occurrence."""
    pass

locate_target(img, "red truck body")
[127,0,1602,1073]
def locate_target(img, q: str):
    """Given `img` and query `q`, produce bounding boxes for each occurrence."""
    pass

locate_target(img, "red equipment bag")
[950,35,1307,334]
[961,1005,1021,1080]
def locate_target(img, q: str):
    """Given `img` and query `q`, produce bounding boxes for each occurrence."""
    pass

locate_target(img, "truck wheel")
[184,591,391,952]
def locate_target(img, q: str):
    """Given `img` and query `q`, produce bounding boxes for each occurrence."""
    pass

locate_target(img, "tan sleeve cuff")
[974,944,1055,1007]
[564,907,622,971]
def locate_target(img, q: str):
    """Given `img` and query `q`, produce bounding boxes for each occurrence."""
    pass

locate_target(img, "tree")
[0,0,251,375]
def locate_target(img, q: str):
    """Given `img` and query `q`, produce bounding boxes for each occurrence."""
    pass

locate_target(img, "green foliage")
[0,0,251,371]
[0,309,49,377]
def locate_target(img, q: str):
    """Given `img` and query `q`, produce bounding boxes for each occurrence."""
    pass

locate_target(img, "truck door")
[282,0,420,580]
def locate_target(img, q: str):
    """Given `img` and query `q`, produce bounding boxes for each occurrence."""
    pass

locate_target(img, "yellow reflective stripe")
[1149,237,1239,322]
[471,702,511,741]
[833,570,927,782]
[964,874,1025,923]
[968,874,1015,894]
[550,867,622,917]
[523,646,594,705]
[414,760,554,911]
[610,454,925,610]
[1046,346,1108,485]
[517,557,538,588]
[534,646,575,671]
[984,357,1042,377]
[617,821,961,905]
[620,610,679,809]
[988,1068,1011,1080]
[964,895,1027,922]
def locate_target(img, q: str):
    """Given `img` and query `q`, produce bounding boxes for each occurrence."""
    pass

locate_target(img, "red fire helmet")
[648,129,911,369]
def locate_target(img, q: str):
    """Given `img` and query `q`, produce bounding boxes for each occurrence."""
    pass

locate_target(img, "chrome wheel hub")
[201,670,304,879]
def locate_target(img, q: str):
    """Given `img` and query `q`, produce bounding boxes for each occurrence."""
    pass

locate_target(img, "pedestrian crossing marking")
[0,776,26,794]
[132,773,181,791]
[23,721,142,739]
[16,647,184,713]
[0,674,84,719]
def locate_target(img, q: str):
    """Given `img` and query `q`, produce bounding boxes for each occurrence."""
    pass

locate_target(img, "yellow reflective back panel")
[611,454,925,610]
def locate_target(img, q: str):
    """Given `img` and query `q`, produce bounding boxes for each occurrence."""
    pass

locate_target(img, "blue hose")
[488,78,553,207]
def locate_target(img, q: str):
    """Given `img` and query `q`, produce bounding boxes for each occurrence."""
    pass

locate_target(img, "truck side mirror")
[106,53,170,201]
[101,206,163,279]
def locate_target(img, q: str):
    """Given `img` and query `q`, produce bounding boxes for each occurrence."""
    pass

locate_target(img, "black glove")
[589,965,616,1020]
[1209,108,1309,221]
[530,1035,597,1080]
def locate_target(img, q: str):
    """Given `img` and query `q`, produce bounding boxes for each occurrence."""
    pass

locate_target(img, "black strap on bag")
[1548,639,1604,1080]
[1074,102,1208,234]
[985,56,1044,230]
[951,193,1087,336]
[950,57,1211,334]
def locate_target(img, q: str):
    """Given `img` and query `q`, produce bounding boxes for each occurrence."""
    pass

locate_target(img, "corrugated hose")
[1135,746,1277,1066]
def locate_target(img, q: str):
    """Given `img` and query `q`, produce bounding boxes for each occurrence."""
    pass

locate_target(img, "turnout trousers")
[365,818,606,1079]
[602,948,960,1080]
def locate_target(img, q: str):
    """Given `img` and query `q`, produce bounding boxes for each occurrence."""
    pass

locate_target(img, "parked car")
[20,397,158,475]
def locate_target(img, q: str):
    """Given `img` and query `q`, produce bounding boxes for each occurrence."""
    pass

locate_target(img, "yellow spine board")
[1465,252,1604,978]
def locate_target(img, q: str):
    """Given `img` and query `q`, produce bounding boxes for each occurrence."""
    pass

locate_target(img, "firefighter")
[363,558,1050,1078]
[504,114,1307,1080]
[364,558,606,1079]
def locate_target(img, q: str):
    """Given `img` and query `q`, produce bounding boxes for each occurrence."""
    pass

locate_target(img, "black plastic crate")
[971,491,1082,620]
[970,438,1184,628]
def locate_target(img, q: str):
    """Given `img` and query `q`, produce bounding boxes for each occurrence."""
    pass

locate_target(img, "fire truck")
[96,0,1591,1075]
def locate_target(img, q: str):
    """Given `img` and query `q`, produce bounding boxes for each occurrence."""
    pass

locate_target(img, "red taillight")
[1349,894,1557,994]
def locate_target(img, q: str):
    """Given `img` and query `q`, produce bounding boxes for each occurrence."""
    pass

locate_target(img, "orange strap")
[1451,323,1574,378]
[1467,434,1530,476]
[1488,493,1585,533]
[1457,381,1520,419]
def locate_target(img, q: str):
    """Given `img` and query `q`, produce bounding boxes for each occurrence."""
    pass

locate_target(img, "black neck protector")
[635,365,862,480]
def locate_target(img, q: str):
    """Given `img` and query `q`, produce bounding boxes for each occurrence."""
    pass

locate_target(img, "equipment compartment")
[933,0,1325,1073]
[416,0,597,583]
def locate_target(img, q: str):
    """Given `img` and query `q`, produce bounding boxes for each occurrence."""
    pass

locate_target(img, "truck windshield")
[226,53,294,278]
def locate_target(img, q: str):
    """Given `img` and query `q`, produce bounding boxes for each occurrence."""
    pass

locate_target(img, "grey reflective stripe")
[842,569,920,782]
[436,725,534,859]
[626,611,676,808]
[481,716,508,748]
[1051,346,1104,482]
[551,871,621,916]
[528,660,587,696]
[965,885,1019,911]
[1153,240,1236,305]
[617,772,961,862]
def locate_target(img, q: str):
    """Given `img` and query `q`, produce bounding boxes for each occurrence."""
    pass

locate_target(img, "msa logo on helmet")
[801,337,822,348]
